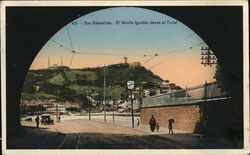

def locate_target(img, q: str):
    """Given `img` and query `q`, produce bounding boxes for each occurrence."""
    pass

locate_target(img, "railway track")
[56,127,81,149]
[55,121,185,149]
[57,133,81,149]
[56,132,183,149]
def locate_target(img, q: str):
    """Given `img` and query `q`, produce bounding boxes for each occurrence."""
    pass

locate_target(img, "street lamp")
[127,81,135,128]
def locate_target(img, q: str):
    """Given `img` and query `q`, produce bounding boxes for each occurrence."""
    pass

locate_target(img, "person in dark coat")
[149,115,156,132]
[168,119,174,134]
[136,118,140,126]
[35,114,40,128]
[58,114,61,122]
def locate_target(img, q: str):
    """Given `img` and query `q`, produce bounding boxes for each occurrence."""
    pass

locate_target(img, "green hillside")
[21,63,164,103]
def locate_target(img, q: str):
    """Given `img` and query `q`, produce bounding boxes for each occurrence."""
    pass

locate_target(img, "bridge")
[142,82,229,108]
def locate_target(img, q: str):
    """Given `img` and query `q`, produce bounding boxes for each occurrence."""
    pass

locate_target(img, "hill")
[21,63,166,103]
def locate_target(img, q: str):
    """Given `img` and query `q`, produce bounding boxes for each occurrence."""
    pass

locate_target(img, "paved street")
[9,113,236,149]
[11,117,183,149]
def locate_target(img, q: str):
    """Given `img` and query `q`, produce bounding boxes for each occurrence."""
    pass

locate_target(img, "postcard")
[1,1,249,155]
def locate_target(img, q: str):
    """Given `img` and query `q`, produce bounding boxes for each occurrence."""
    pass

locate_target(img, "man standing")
[168,119,174,134]
[136,118,140,126]
[58,114,61,122]
[35,114,40,128]
[149,115,156,132]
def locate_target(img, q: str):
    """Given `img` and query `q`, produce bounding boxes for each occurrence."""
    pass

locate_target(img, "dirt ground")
[21,119,147,135]
[7,119,236,149]
[9,119,177,149]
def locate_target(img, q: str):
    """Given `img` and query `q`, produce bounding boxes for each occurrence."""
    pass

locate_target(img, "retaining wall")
[140,99,238,134]
[140,104,201,133]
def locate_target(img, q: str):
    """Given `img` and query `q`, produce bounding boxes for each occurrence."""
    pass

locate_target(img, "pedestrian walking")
[136,118,140,126]
[149,115,156,132]
[58,114,61,122]
[168,119,174,134]
[155,123,160,132]
[35,114,40,128]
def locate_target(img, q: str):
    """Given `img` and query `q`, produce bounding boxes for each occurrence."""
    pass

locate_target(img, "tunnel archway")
[6,6,243,145]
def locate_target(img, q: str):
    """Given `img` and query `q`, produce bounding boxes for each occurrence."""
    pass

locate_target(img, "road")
[13,115,184,149]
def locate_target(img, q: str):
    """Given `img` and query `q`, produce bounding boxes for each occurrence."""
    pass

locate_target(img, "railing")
[142,82,228,108]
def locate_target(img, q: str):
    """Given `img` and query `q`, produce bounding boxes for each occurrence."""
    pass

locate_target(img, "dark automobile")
[41,114,54,125]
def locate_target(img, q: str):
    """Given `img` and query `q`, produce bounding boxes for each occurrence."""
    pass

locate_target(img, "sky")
[30,7,216,88]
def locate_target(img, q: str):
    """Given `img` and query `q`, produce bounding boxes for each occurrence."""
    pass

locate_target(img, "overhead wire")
[49,40,158,57]
[142,54,159,65]
[143,33,204,68]
[148,61,164,70]
[50,39,72,53]
[66,26,75,52]
[161,41,205,56]
[66,26,76,67]
[50,23,206,69]
[69,52,75,66]
[183,33,195,39]
[147,41,206,70]
[75,52,157,57]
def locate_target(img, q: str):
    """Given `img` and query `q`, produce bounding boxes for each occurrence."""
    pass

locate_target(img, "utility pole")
[112,87,115,124]
[172,89,175,104]
[87,90,91,120]
[185,86,188,103]
[61,54,63,66]
[48,56,50,68]
[56,90,60,122]
[130,90,134,128]
[128,65,135,128]
[201,47,217,67]
[103,65,107,123]
[88,104,91,120]
[127,80,135,128]
[170,83,175,104]
[56,103,59,122]
[204,81,208,101]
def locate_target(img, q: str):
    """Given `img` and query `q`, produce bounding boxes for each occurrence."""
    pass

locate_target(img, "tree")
[213,64,226,92]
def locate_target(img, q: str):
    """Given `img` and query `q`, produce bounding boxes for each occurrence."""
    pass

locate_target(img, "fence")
[142,82,228,108]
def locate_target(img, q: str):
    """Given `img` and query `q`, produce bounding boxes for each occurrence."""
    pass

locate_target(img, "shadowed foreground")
[8,120,184,149]
[8,119,238,149]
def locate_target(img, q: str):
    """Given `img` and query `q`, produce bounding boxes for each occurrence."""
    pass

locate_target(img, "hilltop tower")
[124,57,128,64]
[61,54,63,66]
[48,56,50,68]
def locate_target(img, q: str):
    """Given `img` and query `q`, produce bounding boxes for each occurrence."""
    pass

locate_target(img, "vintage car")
[118,108,125,113]
[41,114,54,125]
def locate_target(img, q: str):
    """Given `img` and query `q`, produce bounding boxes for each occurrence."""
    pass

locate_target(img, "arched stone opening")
[5,7,243,147]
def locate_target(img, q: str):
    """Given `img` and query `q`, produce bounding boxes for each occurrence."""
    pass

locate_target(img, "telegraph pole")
[61,54,63,66]
[87,90,91,120]
[56,90,60,122]
[204,81,208,101]
[130,90,134,128]
[185,86,188,103]
[112,87,115,124]
[201,47,217,67]
[56,104,58,122]
[103,65,107,123]
[48,56,50,68]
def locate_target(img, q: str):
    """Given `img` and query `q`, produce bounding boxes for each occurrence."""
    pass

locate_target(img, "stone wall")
[140,104,201,133]
[140,99,242,138]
